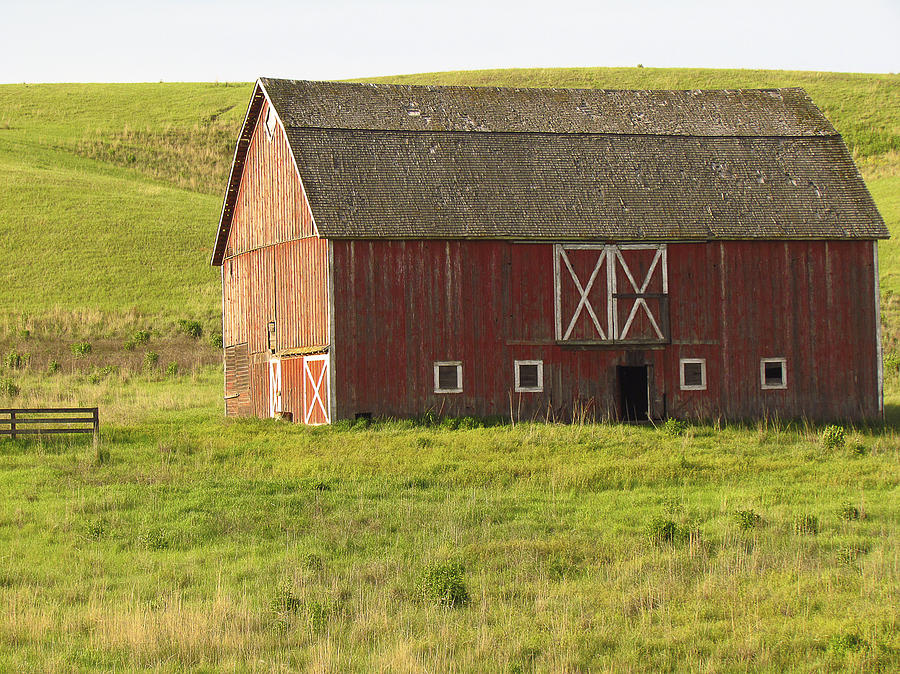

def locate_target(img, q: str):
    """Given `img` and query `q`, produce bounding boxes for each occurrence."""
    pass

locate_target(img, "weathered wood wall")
[221,99,329,417]
[331,239,880,422]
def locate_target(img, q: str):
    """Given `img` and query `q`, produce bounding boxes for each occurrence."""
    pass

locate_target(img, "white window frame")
[679,358,707,391]
[434,361,463,394]
[760,357,787,390]
[514,360,544,393]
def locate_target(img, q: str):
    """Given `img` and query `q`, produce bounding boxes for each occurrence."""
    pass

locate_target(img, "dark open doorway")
[618,365,649,421]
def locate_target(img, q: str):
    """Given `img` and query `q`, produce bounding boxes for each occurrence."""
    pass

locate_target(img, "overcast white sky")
[2,0,898,83]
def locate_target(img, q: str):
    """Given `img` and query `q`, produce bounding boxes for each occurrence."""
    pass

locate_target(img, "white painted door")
[268,358,282,418]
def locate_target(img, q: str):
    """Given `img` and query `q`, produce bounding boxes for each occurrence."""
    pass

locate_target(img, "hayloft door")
[303,354,330,425]
[268,358,282,418]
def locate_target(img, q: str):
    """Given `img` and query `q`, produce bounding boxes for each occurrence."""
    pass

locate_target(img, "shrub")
[837,543,869,566]
[662,418,688,436]
[177,319,203,339]
[88,371,101,384]
[421,561,469,607]
[165,362,179,377]
[646,517,681,545]
[132,330,150,345]
[209,333,224,348]
[734,509,762,530]
[0,379,20,397]
[270,584,303,617]
[70,342,92,357]
[795,514,819,535]
[822,425,845,450]
[47,360,60,375]
[123,339,136,351]
[144,351,159,369]
[839,502,861,520]
[85,519,106,541]
[138,529,168,550]
[883,351,900,373]
[827,632,867,655]
[5,352,28,369]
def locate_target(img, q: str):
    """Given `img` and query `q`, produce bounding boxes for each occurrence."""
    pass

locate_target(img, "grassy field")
[0,68,899,670]
[1,370,898,671]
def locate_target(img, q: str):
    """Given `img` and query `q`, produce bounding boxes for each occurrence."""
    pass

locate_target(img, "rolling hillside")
[0,68,897,320]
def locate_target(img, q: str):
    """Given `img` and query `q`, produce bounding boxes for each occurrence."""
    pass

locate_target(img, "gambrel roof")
[212,78,886,264]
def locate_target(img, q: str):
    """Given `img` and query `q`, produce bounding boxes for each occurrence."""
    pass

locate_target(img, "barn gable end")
[217,84,329,422]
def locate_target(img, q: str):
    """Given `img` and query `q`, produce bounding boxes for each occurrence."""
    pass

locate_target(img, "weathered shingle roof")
[212,78,886,264]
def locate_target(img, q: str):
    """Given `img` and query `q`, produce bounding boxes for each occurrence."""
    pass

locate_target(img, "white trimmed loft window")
[264,106,277,140]
[514,360,543,393]
[434,361,462,393]
[679,358,706,391]
[760,358,787,390]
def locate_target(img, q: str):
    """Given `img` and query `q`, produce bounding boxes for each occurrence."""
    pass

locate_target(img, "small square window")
[760,358,787,389]
[434,361,462,393]
[679,358,706,390]
[515,360,543,392]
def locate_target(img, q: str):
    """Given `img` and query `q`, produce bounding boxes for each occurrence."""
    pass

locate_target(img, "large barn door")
[555,244,668,343]
[303,355,330,425]
[612,245,668,342]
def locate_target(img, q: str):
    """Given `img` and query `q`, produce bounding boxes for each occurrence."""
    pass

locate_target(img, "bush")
[0,379,20,397]
[165,362,179,377]
[70,342,92,357]
[795,514,819,535]
[646,517,681,545]
[47,360,60,375]
[662,418,688,436]
[837,543,869,565]
[839,502,861,520]
[123,339,136,351]
[421,561,469,607]
[209,333,224,348]
[883,351,900,373]
[734,509,762,530]
[5,352,28,369]
[132,330,150,345]
[828,632,867,655]
[138,529,169,550]
[177,319,203,339]
[144,351,159,369]
[88,371,101,385]
[822,425,845,450]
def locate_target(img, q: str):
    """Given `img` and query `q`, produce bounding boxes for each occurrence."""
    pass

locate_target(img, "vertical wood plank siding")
[332,239,880,422]
[219,99,329,418]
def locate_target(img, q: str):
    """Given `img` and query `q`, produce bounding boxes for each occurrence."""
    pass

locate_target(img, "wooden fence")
[0,407,99,442]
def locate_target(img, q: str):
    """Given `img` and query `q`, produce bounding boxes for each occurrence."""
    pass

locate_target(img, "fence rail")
[0,407,99,441]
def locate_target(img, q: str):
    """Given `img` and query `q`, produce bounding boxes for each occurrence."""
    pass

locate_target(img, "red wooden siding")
[332,240,879,422]
[219,99,330,419]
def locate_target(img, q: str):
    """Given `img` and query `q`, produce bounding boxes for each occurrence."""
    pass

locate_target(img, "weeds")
[421,561,469,607]
[734,509,763,530]
[646,518,682,545]
[839,502,862,520]
[165,362,179,377]
[795,514,820,535]
[5,352,28,369]
[177,319,203,339]
[822,425,846,449]
[70,342,92,357]
[0,378,20,397]
[144,351,159,370]
[663,418,688,436]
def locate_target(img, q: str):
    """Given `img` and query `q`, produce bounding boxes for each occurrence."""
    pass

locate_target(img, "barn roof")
[212,78,886,264]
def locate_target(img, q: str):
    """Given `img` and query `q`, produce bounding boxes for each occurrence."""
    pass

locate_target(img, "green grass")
[0,370,898,670]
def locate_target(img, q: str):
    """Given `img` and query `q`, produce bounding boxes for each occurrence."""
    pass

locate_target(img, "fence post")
[92,407,100,451]
[9,411,15,441]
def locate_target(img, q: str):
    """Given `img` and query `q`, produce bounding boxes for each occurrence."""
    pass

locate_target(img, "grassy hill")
[0,69,898,320]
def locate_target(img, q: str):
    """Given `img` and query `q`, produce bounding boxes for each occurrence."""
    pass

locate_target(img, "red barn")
[212,78,887,424]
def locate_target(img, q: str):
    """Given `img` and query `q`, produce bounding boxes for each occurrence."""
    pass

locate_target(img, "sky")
[2,0,898,83]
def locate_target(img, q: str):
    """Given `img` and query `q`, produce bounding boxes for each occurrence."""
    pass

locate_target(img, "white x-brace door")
[303,354,330,425]
[554,243,668,342]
